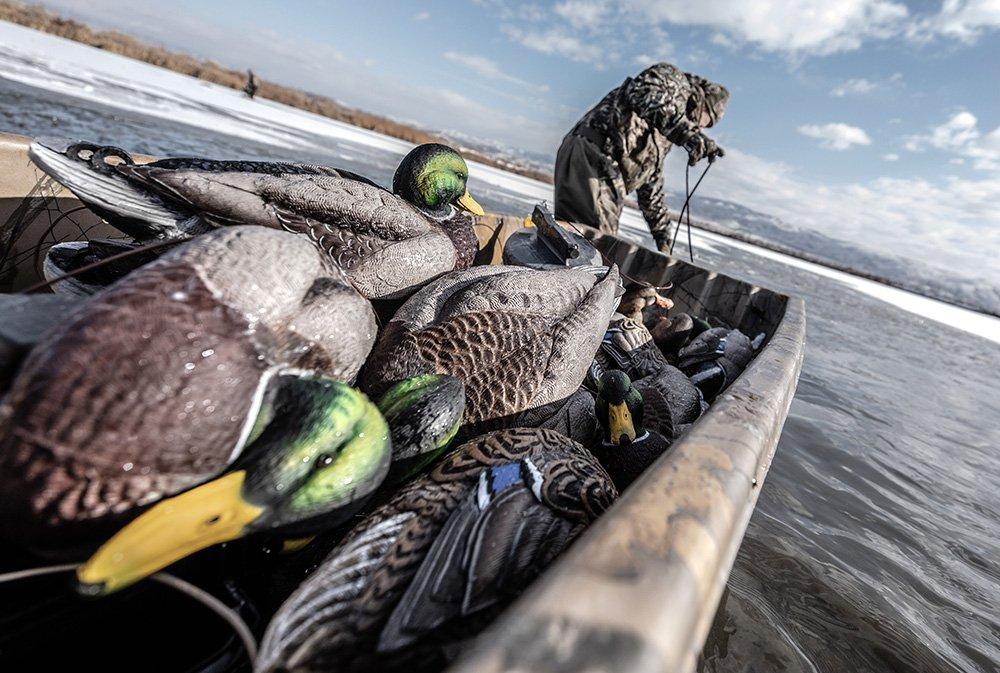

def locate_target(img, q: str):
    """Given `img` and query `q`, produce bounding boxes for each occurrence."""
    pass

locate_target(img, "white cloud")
[676,148,1000,279]
[442,51,549,91]
[830,72,902,96]
[882,153,899,161]
[501,25,605,64]
[554,0,610,28]
[412,11,430,21]
[624,0,909,55]
[911,0,1000,41]
[797,123,873,150]
[905,110,1000,170]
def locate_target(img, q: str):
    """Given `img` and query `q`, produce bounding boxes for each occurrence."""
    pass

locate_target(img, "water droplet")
[122,462,133,472]
[170,291,188,301]
[184,362,195,371]
[201,349,215,358]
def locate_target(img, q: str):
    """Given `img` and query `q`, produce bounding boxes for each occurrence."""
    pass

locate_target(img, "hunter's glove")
[684,132,725,166]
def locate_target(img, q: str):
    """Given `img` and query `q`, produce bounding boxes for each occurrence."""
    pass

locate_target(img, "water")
[0,27,998,673]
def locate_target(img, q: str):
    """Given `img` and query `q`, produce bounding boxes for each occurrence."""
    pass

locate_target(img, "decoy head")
[393,143,485,218]
[595,369,644,446]
[378,374,466,484]
[77,377,391,596]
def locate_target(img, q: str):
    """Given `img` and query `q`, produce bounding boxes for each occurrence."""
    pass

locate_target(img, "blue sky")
[34,0,1000,274]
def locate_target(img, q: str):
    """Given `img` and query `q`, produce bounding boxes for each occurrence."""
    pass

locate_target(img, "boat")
[0,131,805,673]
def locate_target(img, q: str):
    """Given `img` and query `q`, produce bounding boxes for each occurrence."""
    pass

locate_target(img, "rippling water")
[0,39,998,673]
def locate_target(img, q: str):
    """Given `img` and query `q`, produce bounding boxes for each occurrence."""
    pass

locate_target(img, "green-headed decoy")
[360,264,621,434]
[29,139,485,298]
[74,373,465,596]
[255,427,619,673]
[0,226,376,556]
[591,368,674,490]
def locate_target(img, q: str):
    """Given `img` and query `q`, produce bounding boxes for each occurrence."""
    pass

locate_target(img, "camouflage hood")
[686,74,729,126]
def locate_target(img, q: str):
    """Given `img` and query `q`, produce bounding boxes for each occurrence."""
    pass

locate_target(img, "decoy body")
[592,369,675,489]
[678,326,762,401]
[75,374,466,596]
[255,427,618,673]
[0,226,376,554]
[360,264,621,433]
[29,139,484,298]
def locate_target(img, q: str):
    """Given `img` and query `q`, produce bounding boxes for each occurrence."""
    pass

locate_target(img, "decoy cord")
[0,563,258,661]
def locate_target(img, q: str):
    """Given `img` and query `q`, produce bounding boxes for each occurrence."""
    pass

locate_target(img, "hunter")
[554,63,729,251]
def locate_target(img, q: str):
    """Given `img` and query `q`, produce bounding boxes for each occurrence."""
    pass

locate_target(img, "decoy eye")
[315,453,336,469]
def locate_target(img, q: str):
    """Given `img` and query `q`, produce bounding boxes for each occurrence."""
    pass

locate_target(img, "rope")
[669,161,712,262]
[0,563,258,662]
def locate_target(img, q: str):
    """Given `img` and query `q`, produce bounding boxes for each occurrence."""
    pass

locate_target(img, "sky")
[31,0,1000,277]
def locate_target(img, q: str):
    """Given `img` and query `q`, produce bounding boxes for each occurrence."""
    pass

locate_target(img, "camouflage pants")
[553,134,626,235]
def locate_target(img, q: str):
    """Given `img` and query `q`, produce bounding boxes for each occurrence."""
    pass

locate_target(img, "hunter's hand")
[704,136,725,163]
[685,132,724,165]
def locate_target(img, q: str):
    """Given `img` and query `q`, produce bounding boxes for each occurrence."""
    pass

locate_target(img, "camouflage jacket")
[568,63,704,232]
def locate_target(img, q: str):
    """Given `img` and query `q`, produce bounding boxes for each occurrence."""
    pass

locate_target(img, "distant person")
[554,63,729,251]
[244,69,258,100]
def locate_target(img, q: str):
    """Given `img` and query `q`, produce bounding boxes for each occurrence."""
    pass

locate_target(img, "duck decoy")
[678,326,764,401]
[42,238,171,296]
[360,264,621,434]
[29,139,485,298]
[597,312,672,380]
[591,368,675,490]
[0,293,80,390]
[0,226,377,555]
[255,427,619,673]
[75,373,465,596]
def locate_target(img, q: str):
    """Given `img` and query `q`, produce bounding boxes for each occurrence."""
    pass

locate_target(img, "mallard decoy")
[29,139,485,298]
[591,369,675,489]
[75,373,465,596]
[678,327,764,401]
[360,264,621,434]
[0,227,377,555]
[255,427,618,673]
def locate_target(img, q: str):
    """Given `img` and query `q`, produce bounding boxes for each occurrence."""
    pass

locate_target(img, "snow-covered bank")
[0,20,997,344]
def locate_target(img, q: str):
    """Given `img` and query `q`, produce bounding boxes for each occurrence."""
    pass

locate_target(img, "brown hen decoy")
[359,264,621,435]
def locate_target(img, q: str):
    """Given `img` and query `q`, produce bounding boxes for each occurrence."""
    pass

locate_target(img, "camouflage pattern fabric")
[554,63,728,246]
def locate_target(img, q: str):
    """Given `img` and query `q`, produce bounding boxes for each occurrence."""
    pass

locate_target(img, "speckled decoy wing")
[362,266,620,425]
[256,428,614,673]
[377,443,616,652]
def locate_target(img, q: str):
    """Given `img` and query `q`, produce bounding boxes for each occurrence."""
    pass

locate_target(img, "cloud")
[905,110,1000,170]
[412,11,430,21]
[678,148,1000,279]
[910,0,1000,41]
[442,51,549,91]
[882,153,899,161]
[623,0,909,56]
[797,123,873,150]
[554,0,610,29]
[500,25,605,64]
[830,72,902,96]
